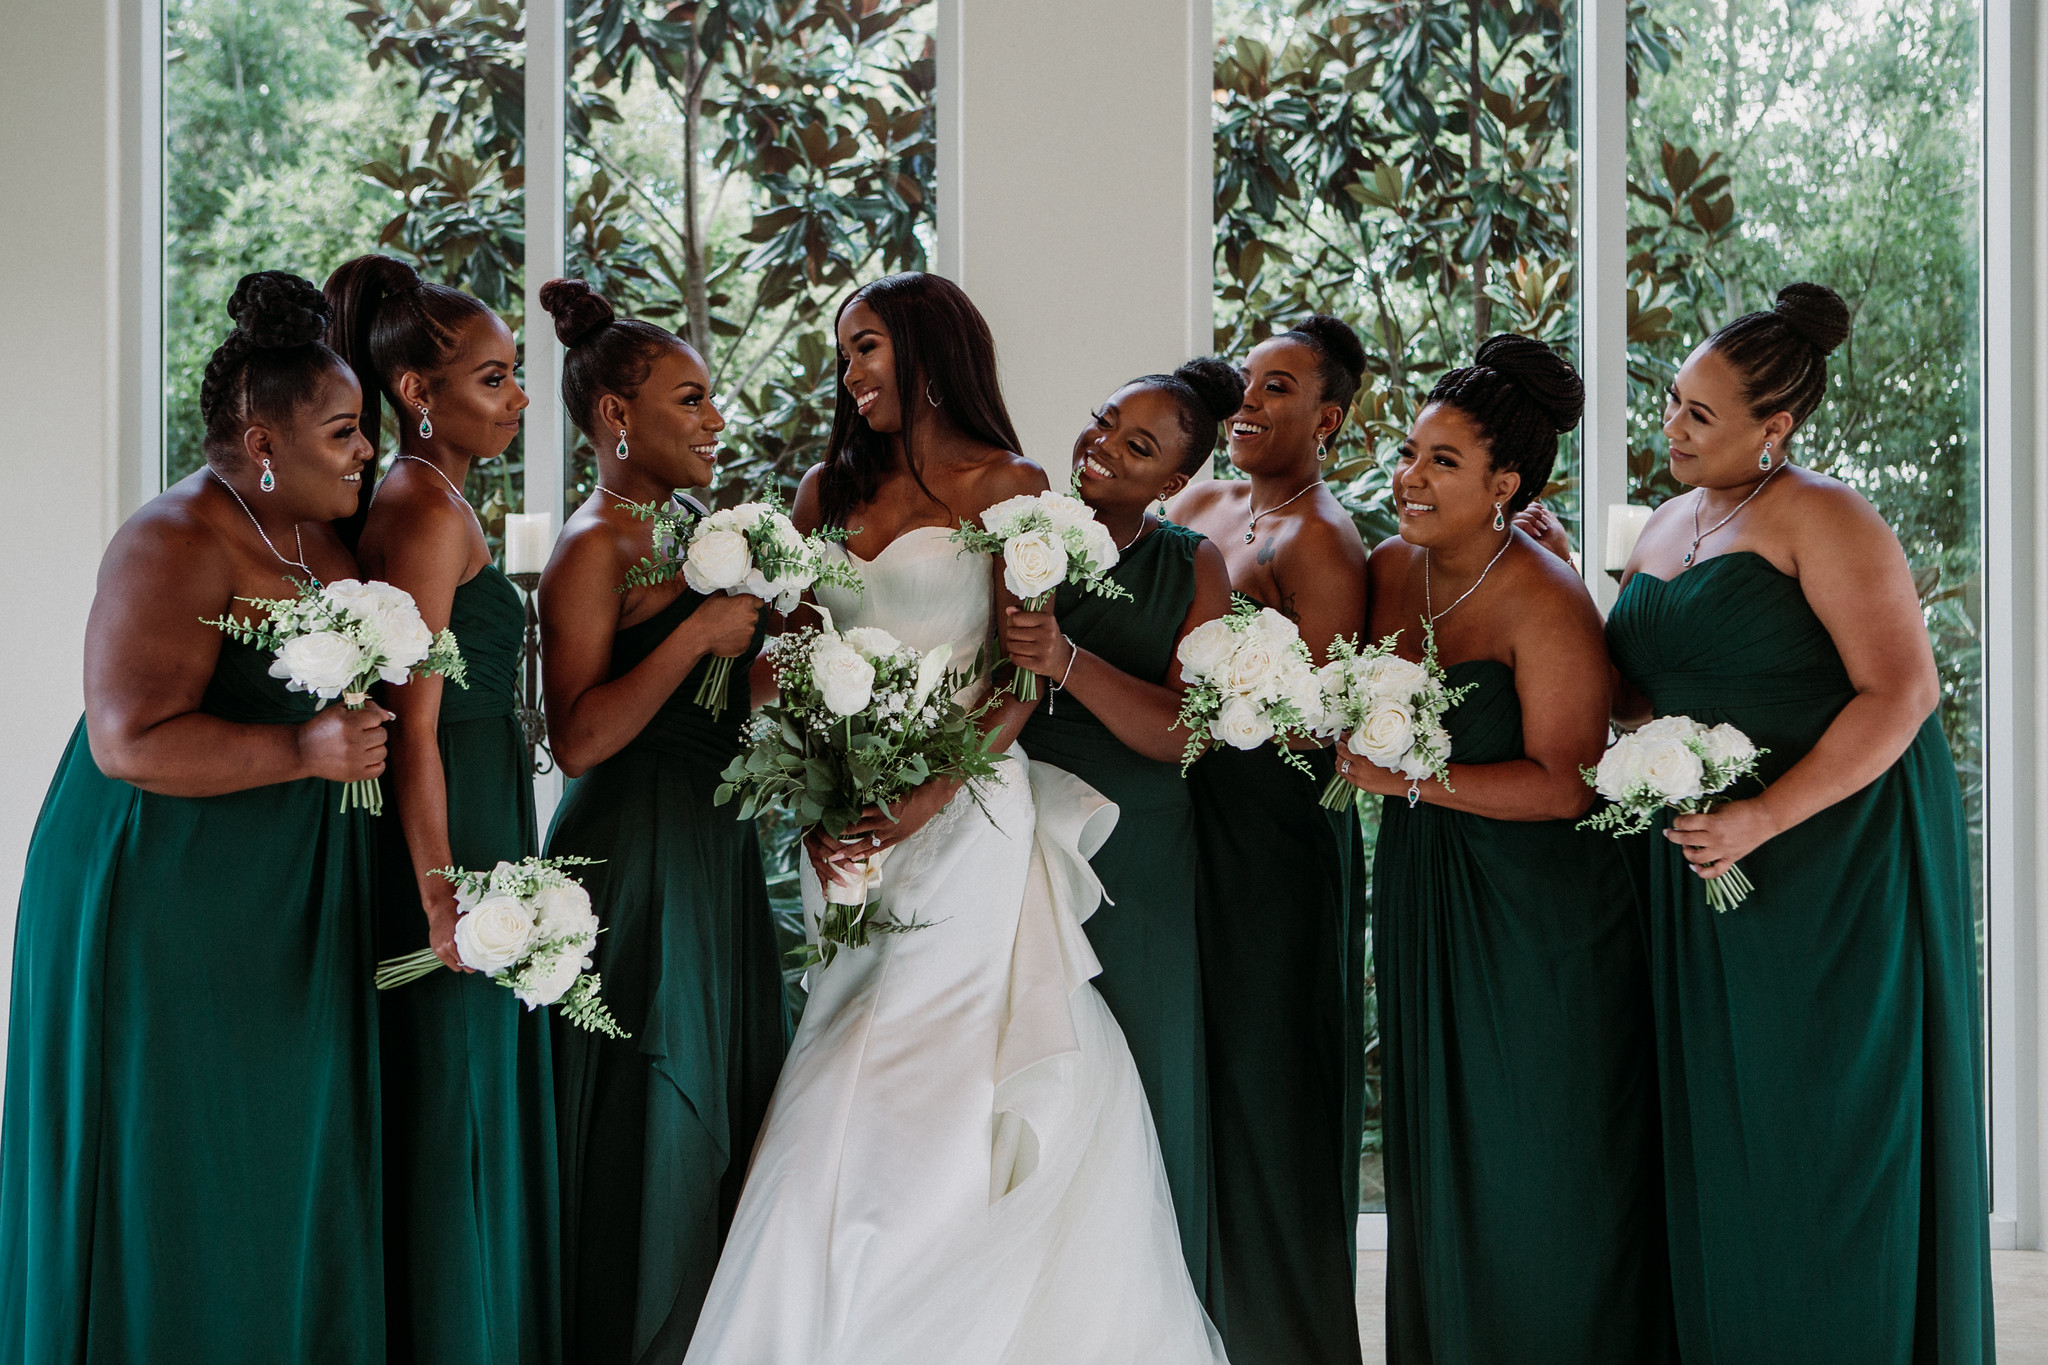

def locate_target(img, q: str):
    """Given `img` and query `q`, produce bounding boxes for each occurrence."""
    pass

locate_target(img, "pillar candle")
[503,511,555,577]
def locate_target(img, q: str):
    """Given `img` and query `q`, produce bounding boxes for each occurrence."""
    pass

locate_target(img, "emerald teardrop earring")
[259,459,276,493]
[417,405,433,440]
[615,430,629,460]
[1758,441,1773,471]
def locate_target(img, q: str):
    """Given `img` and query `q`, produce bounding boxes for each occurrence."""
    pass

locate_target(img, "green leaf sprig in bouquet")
[1313,626,1476,811]
[614,491,862,716]
[204,578,466,814]
[374,855,628,1037]
[1171,595,1325,776]
[951,488,1132,700]
[716,621,1003,968]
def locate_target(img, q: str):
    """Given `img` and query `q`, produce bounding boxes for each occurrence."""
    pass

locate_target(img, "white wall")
[0,1,130,980]
[935,0,1213,479]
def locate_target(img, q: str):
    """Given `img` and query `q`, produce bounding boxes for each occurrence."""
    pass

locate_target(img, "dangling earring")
[1316,439,1328,463]
[926,380,942,408]
[1758,440,1774,471]
[259,458,276,493]
[1492,502,1506,532]
[417,404,433,440]
[615,429,629,460]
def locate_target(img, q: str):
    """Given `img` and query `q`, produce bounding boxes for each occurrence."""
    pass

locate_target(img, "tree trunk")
[681,42,712,357]
[1468,0,1492,343]
[1722,0,1739,136]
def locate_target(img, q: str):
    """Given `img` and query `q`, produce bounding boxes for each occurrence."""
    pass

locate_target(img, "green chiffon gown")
[1017,519,1215,1300]
[376,563,559,1365]
[1189,731,1369,1365]
[0,639,383,1363]
[546,587,788,1365]
[1607,550,1994,1364]
[1371,660,1672,1364]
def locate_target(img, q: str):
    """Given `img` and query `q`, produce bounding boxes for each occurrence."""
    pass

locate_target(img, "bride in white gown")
[682,274,1226,1365]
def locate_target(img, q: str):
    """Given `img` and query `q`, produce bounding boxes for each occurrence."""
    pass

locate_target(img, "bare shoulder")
[792,464,826,533]
[1189,533,1232,591]
[1368,532,1419,579]
[961,451,1049,519]
[547,500,637,588]
[1774,467,1892,537]
[1503,535,1602,627]
[103,480,224,584]
[1172,478,1241,517]
[1283,498,1367,568]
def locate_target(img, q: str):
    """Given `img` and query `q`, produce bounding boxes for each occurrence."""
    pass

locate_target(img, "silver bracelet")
[1049,636,1079,713]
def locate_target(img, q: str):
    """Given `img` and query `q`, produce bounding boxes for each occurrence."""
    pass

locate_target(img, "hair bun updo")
[1473,332,1585,434]
[539,278,616,348]
[227,270,331,350]
[1770,282,1851,358]
[1173,356,1246,424]
[1280,313,1367,412]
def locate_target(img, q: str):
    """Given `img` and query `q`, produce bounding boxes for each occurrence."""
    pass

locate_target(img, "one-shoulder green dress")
[546,587,787,1365]
[1018,519,1214,1300]
[0,639,382,1363]
[1189,730,1369,1365]
[1606,551,1993,1363]
[377,564,559,1365]
[1371,660,1672,1364]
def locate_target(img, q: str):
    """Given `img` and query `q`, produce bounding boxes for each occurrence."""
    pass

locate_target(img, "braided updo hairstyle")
[199,270,348,464]
[1276,314,1367,413]
[1701,282,1850,431]
[1128,356,1247,474]
[537,278,690,437]
[1424,333,1585,513]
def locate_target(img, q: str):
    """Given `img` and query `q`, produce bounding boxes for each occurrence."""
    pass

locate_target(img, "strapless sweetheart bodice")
[816,525,992,677]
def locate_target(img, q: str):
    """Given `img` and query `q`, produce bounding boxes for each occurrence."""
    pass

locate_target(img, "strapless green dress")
[1372,660,1672,1363]
[1607,551,1993,1363]
[546,588,787,1364]
[1018,520,1214,1300]
[0,639,382,1363]
[377,564,559,1365]
[1189,734,1368,1365]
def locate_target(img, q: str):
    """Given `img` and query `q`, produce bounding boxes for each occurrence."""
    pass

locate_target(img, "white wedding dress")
[683,527,1227,1365]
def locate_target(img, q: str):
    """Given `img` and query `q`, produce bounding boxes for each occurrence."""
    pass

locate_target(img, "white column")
[525,0,567,826]
[935,0,1212,478]
[1577,0,1629,611]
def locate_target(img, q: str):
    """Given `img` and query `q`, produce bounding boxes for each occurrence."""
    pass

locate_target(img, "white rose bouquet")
[1579,715,1769,912]
[374,855,628,1036]
[616,492,862,717]
[716,622,1004,967]
[204,577,466,814]
[1172,595,1325,777]
[951,489,1132,699]
[1313,627,1476,811]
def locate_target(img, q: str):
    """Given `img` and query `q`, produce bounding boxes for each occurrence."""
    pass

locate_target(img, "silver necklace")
[1243,480,1322,544]
[1116,515,1153,553]
[1684,463,1783,567]
[395,454,485,534]
[1425,531,1513,625]
[210,469,314,581]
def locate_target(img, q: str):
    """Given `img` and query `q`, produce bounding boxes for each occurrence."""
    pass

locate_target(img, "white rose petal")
[1637,734,1706,802]
[1003,529,1068,601]
[911,643,954,710]
[842,626,901,660]
[1176,618,1236,683]
[455,894,538,973]
[532,881,597,944]
[513,946,584,1009]
[684,527,753,594]
[1354,699,1418,770]
[1211,695,1276,750]
[271,631,365,698]
[979,494,1045,539]
[811,637,877,716]
[1593,739,1645,801]
[1371,655,1430,700]
[1635,714,1700,744]
[1699,722,1757,768]
[1225,637,1281,698]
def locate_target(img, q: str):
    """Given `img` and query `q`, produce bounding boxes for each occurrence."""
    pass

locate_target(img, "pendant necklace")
[1243,480,1322,544]
[211,469,316,583]
[1683,462,1783,567]
[1424,530,1514,625]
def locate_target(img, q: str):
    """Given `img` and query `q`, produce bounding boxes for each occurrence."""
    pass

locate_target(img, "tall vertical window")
[1212,0,1581,1216]
[1627,0,1985,927]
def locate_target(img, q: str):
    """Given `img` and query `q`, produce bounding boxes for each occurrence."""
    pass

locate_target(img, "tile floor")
[1352,1250,2048,1363]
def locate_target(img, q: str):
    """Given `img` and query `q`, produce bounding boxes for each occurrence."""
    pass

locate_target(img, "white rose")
[1211,695,1276,750]
[1699,723,1757,769]
[1398,744,1438,782]
[454,894,537,973]
[811,637,877,716]
[1225,635,1282,698]
[1352,698,1417,770]
[842,626,901,660]
[1593,739,1648,801]
[532,880,597,944]
[683,527,753,594]
[1245,607,1301,649]
[270,630,365,699]
[822,853,888,907]
[1003,529,1069,601]
[1638,734,1706,802]
[1635,714,1700,744]
[979,494,1045,539]
[1276,666,1324,728]
[727,502,771,531]
[1036,492,1094,533]
[1176,618,1236,683]
[1370,655,1430,701]
[513,945,585,1009]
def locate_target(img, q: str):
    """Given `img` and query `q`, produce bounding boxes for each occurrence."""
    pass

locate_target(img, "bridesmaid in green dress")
[1606,284,1993,1363]
[0,272,390,1362]
[1169,315,1371,1365]
[533,279,786,1365]
[999,358,1240,1300]
[324,254,560,1365]
[1334,335,1672,1363]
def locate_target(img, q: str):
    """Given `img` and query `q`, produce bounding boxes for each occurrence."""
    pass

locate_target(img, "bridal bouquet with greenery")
[374,855,628,1036]
[717,621,1002,967]
[1172,595,1324,776]
[1580,715,1768,912]
[203,577,466,814]
[951,488,1131,699]
[616,492,861,716]
[1313,628,1475,811]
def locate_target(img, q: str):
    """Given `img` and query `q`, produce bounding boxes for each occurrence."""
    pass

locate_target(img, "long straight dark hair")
[817,272,1023,529]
